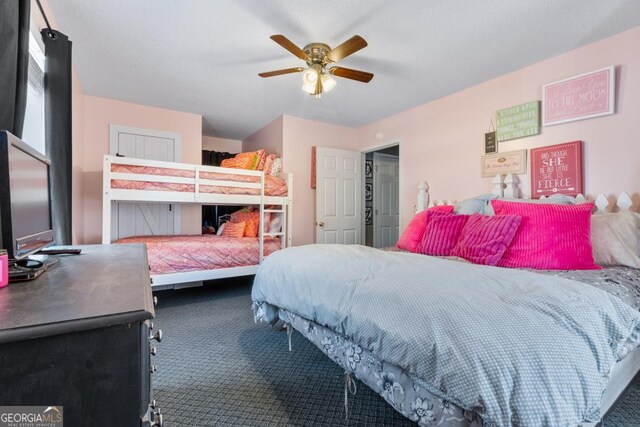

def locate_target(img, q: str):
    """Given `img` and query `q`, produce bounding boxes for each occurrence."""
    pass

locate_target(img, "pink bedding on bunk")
[115,234,282,275]
[110,164,288,196]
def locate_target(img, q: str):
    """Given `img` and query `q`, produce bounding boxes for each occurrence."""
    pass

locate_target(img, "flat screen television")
[0,130,54,260]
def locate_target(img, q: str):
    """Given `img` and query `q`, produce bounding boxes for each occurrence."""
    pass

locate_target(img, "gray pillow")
[454,194,497,215]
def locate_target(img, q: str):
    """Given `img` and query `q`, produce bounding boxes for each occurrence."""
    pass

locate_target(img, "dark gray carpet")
[152,278,640,427]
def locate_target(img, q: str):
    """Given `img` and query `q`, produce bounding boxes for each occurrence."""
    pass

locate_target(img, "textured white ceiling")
[49,0,640,140]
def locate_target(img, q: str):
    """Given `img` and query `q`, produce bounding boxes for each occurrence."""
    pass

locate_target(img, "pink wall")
[81,96,203,243]
[242,116,283,157]
[356,26,640,230]
[202,135,242,153]
[282,115,357,246]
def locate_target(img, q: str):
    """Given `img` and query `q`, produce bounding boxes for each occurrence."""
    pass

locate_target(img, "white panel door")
[373,153,400,248]
[316,147,361,244]
[109,125,182,240]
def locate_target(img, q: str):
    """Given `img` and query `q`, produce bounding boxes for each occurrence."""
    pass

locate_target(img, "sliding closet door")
[108,125,182,240]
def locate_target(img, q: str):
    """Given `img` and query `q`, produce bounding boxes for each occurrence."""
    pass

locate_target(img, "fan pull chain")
[343,371,357,420]
[286,323,292,352]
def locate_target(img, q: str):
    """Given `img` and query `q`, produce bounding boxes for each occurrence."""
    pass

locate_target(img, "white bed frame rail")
[102,155,293,288]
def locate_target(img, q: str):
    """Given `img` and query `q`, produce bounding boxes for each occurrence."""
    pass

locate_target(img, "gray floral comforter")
[252,245,640,426]
[550,267,640,312]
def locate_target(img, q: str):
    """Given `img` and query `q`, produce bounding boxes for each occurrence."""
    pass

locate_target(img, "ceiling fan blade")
[326,35,368,62]
[258,67,305,78]
[270,35,309,61]
[329,66,374,83]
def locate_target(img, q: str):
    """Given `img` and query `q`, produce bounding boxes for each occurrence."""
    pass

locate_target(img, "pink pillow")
[263,154,276,173]
[396,205,454,252]
[418,213,469,256]
[451,213,522,266]
[491,200,600,270]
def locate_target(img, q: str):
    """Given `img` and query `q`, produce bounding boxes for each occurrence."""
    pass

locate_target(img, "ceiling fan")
[259,34,374,97]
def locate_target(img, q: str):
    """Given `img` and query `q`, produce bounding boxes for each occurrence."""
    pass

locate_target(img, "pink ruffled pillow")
[451,213,522,266]
[396,205,454,252]
[491,200,600,270]
[418,213,469,256]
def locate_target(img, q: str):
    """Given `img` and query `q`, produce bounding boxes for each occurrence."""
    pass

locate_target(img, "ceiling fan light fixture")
[301,82,316,94]
[321,73,336,92]
[302,67,318,85]
[260,34,373,97]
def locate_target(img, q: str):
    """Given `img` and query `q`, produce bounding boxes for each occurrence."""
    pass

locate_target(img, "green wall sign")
[496,101,540,142]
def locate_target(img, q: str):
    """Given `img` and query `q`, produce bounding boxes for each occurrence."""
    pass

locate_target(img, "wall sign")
[481,149,527,178]
[530,141,583,198]
[543,66,615,126]
[484,131,497,154]
[496,101,540,142]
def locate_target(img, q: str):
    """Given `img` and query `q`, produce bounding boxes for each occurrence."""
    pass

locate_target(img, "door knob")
[317,221,325,227]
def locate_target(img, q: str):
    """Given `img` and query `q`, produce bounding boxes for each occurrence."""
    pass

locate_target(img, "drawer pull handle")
[150,329,163,343]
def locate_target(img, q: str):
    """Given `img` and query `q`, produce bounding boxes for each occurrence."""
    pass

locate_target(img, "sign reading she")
[530,141,583,198]
[543,66,615,126]
[496,101,540,142]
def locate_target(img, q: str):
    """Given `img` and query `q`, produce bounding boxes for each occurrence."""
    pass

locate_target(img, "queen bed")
[251,188,640,426]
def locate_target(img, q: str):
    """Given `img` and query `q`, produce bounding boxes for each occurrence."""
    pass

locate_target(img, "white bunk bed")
[102,155,293,289]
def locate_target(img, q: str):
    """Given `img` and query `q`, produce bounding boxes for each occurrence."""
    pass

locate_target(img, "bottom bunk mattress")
[115,234,281,275]
[252,245,640,427]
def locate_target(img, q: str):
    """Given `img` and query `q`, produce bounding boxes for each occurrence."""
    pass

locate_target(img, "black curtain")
[201,150,238,230]
[42,29,73,245]
[202,150,235,167]
[0,0,31,138]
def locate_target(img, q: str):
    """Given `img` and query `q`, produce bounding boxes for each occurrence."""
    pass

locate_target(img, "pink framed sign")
[530,141,583,198]
[542,66,615,126]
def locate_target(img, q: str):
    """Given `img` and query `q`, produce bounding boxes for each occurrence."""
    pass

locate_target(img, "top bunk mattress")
[115,234,282,275]
[110,164,288,197]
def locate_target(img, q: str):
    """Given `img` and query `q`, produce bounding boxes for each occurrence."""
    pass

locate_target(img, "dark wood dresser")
[0,244,163,427]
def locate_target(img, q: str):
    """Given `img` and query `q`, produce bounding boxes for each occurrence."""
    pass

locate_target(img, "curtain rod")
[35,0,55,38]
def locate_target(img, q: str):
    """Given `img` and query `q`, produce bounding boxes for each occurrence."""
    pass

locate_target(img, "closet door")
[108,125,182,240]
